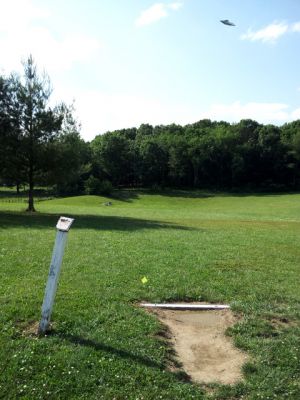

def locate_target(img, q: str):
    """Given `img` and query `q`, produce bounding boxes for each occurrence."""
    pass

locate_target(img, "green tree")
[0,75,25,191]
[137,138,168,186]
[43,104,90,195]
[258,124,289,188]
[231,119,262,187]
[91,132,133,186]
[16,56,63,210]
[137,123,153,137]
[168,136,192,186]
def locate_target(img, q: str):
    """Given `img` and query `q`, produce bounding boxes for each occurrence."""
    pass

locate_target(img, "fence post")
[38,217,74,334]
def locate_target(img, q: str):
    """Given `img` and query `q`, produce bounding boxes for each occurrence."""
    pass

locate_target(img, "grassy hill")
[0,190,299,399]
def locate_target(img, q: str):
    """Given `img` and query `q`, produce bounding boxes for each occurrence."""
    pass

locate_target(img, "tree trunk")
[27,166,35,212]
[193,162,199,188]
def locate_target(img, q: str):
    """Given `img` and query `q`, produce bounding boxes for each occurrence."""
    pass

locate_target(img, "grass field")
[0,190,300,399]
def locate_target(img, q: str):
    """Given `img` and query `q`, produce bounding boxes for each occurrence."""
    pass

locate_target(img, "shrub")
[85,176,113,195]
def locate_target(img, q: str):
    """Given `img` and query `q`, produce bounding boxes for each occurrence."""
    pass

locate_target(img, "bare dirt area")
[151,308,248,385]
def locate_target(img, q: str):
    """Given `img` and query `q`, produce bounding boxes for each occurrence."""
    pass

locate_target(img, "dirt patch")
[267,316,298,330]
[21,320,40,337]
[151,308,248,385]
[20,320,53,337]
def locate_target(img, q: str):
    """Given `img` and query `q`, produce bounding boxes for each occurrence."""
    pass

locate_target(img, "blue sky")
[1,0,300,140]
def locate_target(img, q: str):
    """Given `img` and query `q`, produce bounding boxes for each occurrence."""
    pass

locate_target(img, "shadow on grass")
[0,188,54,197]
[0,211,194,232]
[109,190,140,202]
[54,332,164,370]
[110,188,300,202]
[110,189,215,202]
[0,190,27,198]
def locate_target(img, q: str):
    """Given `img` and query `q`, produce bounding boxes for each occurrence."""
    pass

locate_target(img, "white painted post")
[38,217,74,334]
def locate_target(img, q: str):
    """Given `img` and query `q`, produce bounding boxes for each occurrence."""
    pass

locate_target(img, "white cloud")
[0,0,102,74]
[70,90,196,140]
[0,0,50,33]
[200,101,293,124]
[59,92,300,141]
[291,107,300,120]
[0,29,101,74]
[241,20,300,44]
[168,1,184,11]
[135,2,183,27]
[135,3,168,27]
[291,22,300,32]
[241,22,289,43]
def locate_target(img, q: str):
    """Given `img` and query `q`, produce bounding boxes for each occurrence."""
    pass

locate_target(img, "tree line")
[1,58,300,211]
[89,119,300,192]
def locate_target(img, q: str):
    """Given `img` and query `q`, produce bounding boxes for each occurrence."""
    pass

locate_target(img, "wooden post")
[38,217,74,334]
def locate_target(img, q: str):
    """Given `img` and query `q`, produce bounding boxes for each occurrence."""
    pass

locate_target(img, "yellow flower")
[141,276,148,284]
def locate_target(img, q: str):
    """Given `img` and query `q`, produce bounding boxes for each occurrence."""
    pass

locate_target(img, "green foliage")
[85,176,113,195]
[0,74,25,190]
[168,136,192,186]
[0,57,86,209]
[91,132,134,185]
[50,127,91,196]
[137,138,169,186]
[89,118,300,191]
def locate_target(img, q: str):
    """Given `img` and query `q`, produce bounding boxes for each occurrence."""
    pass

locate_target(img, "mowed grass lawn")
[0,190,299,399]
